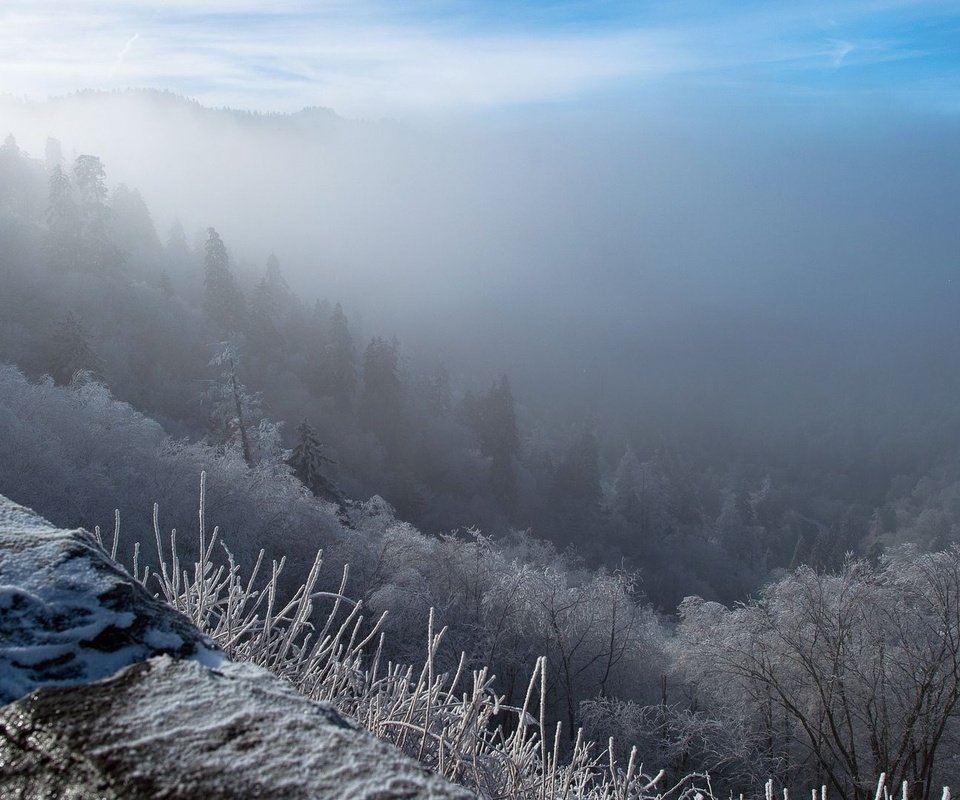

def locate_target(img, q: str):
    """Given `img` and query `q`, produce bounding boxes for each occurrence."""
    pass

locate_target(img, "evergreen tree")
[0,134,27,217]
[473,376,520,509]
[360,336,403,457]
[73,154,107,209]
[287,422,344,506]
[477,376,520,460]
[111,183,160,253]
[73,154,121,272]
[265,253,289,299]
[46,165,80,271]
[427,363,452,418]
[562,431,602,508]
[1,133,19,157]
[46,313,103,386]
[249,254,293,354]
[314,302,356,412]
[203,228,246,332]
[551,430,602,544]
[166,218,190,260]
[249,276,282,349]
[327,302,357,412]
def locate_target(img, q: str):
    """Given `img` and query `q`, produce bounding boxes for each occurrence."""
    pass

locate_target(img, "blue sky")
[0,1,958,116]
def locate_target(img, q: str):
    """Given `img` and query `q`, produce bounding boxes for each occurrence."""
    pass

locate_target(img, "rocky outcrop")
[0,495,473,799]
[0,499,223,705]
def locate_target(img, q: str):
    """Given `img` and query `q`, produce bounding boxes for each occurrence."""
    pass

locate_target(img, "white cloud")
[0,4,694,114]
[0,1,952,115]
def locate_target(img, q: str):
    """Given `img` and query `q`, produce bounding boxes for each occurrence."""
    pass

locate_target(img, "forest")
[2,92,960,798]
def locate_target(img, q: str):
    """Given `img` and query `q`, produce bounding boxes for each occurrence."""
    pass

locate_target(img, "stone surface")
[0,656,473,799]
[0,494,474,799]
[0,495,223,705]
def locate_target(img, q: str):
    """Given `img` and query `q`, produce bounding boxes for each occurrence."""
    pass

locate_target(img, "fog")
[6,81,960,796]
[2,88,959,458]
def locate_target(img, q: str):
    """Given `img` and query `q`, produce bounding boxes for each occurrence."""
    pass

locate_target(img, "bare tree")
[678,547,960,800]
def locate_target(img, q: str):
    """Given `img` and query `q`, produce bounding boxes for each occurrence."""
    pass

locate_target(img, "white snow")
[0,493,225,705]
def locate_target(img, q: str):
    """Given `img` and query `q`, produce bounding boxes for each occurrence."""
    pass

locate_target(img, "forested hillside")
[2,98,960,796]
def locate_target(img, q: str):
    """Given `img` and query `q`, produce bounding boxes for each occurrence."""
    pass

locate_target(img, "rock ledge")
[0,494,473,799]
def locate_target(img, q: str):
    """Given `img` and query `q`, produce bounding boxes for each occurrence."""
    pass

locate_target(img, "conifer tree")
[0,134,27,217]
[73,154,122,273]
[428,363,452,418]
[111,183,160,253]
[265,253,289,299]
[475,376,520,509]
[478,376,520,461]
[203,228,246,332]
[1,133,19,156]
[249,277,282,349]
[361,336,402,457]
[166,219,190,260]
[551,430,602,542]
[46,313,103,386]
[287,421,344,506]
[46,165,80,271]
[321,302,357,412]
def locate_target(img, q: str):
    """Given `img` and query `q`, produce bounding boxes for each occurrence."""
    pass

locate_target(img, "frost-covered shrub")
[0,365,345,586]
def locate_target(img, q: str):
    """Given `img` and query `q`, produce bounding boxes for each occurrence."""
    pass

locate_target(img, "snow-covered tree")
[678,550,960,800]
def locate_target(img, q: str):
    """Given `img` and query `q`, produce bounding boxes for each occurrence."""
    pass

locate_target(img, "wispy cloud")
[108,32,139,81]
[0,1,957,115]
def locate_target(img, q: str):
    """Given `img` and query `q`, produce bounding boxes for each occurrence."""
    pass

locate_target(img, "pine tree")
[265,253,289,299]
[1,133,19,157]
[166,219,191,260]
[0,134,27,217]
[249,277,282,349]
[551,430,602,542]
[473,376,520,509]
[74,154,107,210]
[428,363,452,417]
[46,165,80,271]
[203,228,246,332]
[322,302,356,412]
[111,183,160,253]
[72,154,122,273]
[287,422,344,506]
[46,313,103,386]
[478,376,520,460]
[360,336,403,456]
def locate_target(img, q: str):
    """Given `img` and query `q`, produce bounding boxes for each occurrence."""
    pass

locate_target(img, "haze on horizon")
[1,0,959,450]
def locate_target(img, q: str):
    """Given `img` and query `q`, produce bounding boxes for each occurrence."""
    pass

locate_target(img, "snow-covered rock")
[0,657,474,799]
[0,495,223,704]
[0,494,474,799]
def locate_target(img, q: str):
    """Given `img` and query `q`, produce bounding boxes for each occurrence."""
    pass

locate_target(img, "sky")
[0,1,958,118]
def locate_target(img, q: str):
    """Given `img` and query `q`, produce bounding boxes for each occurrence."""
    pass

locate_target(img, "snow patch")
[0,493,225,704]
